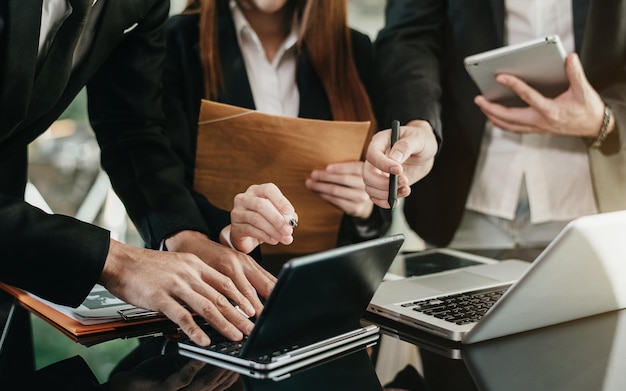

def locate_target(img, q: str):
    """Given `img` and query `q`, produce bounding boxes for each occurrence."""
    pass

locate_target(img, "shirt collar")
[229,0,299,57]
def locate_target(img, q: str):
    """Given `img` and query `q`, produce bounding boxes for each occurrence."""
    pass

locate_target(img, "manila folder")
[194,100,371,255]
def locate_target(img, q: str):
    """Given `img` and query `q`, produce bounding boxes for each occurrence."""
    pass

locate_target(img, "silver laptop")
[178,234,404,371]
[368,211,626,343]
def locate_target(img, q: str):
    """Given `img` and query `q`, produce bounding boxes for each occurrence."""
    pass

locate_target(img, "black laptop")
[178,234,404,374]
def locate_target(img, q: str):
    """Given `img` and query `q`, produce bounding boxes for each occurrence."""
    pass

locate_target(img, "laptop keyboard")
[400,285,511,325]
[182,333,301,363]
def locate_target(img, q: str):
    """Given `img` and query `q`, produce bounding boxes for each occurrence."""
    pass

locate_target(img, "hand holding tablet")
[464,35,569,107]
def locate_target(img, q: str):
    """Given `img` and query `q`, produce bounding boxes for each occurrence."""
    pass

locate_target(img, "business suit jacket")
[161,8,390,257]
[0,0,210,306]
[376,0,626,247]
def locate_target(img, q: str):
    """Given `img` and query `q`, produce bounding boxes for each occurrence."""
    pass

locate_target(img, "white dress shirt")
[39,0,70,59]
[465,0,597,225]
[230,1,300,117]
[39,0,103,67]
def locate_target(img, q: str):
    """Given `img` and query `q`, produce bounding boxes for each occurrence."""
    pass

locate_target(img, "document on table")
[0,282,175,346]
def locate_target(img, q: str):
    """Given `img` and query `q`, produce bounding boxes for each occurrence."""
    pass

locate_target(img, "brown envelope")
[194,100,371,255]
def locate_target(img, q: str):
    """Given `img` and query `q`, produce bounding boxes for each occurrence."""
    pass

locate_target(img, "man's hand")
[164,230,276,315]
[363,120,438,208]
[474,53,616,138]
[100,239,265,346]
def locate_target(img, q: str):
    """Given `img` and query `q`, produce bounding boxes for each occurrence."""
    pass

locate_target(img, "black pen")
[388,120,399,209]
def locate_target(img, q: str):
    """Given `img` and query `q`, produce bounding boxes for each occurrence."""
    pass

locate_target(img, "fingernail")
[390,150,403,162]
[198,334,211,347]
[232,329,244,340]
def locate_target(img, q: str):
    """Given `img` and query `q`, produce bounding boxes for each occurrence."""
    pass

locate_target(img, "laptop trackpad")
[414,271,499,292]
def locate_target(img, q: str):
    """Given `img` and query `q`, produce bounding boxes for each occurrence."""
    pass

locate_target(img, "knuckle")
[171,306,195,325]
[254,197,274,212]
[241,285,257,298]
[198,300,218,318]
[214,293,231,310]
[185,324,206,341]
[178,360,203,383]
[234,192,246,204]
[220,276,237,292]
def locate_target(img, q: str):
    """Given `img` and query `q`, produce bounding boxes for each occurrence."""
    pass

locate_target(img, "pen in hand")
[283,214,298,228]
[388,120,399,209]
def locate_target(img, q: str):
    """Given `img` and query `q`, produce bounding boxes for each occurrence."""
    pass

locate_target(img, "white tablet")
[464,35,569,107]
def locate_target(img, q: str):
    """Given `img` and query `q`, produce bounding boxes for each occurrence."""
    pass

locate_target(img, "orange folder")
[0,283,180,346]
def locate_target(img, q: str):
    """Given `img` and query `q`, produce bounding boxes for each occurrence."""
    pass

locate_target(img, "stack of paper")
[0,283,178,346]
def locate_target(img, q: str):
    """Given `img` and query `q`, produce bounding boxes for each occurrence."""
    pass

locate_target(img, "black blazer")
[376,0,626,247]
[162,9,391,254]
[0,0,209,306]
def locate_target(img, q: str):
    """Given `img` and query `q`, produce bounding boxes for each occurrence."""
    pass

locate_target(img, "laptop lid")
[464,210,626,343]
[241,234,404,358]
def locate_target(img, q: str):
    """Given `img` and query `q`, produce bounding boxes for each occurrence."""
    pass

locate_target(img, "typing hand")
[305,161,373,219]
[164,230,276,316]
[109,356,241,390]
[224,183,298,253]
[100,239,261,346]
[363,120,437,208]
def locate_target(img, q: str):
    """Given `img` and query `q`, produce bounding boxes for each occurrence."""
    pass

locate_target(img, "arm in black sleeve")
[374,0,446,147]
[87,1,210,249]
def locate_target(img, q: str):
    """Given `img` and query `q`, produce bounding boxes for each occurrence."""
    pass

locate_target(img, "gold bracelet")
[591,105,612,148]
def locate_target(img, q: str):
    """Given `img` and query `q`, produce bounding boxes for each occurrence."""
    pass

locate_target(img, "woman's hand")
[306,161,374,219]
[224,183,298,254]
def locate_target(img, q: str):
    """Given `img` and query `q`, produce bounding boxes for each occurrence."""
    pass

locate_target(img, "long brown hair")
[186,0,376,129]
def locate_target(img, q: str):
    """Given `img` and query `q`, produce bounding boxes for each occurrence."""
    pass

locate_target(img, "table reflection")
[370,308,626,391]
[23,340,388,391]
[463,309,626,391]
[13,297,626,390]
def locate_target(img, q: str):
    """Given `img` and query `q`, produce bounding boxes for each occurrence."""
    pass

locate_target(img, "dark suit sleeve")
[597,67,626,153]
[339,30,392,244]
[374,0,445,146]
[160,14,234,245]
[0,193,109,307]
[579,1,626,211]
[581,0,626,152]
[87,1,210,249]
